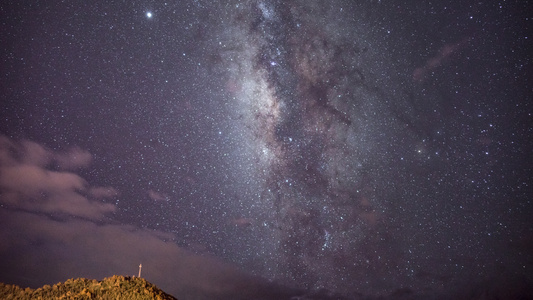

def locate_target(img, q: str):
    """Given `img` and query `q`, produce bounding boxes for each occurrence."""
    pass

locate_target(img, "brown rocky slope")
[0,275,177,300]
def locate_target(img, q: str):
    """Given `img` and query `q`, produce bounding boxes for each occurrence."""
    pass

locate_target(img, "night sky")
[1,1,532,299]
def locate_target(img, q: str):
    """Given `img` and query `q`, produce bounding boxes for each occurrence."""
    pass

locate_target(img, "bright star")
[146,12,153,18]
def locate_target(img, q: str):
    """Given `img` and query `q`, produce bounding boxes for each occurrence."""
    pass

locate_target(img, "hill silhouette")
[0,275,177,300]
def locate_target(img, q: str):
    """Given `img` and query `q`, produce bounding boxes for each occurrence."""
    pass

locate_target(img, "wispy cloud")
[54,146,92,170]
[89,186,120,199]
[0,135,115,219]
[147,189,168,201]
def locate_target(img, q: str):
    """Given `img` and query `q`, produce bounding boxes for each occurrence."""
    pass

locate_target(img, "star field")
[1,1,532,299]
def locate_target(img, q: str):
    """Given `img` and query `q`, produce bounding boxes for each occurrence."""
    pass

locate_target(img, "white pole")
[138,263,142,278]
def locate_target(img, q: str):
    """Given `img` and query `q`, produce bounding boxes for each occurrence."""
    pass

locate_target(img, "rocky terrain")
[0,275,177,300]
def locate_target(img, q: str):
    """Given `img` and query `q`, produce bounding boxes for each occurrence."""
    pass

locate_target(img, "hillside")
[0,275,177,300]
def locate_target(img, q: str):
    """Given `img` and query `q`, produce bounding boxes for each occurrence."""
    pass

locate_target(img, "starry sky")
[1,1,532,299]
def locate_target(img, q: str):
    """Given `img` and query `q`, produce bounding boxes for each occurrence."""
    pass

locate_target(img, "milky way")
[1,0,531,299]
[213,2,402,291]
